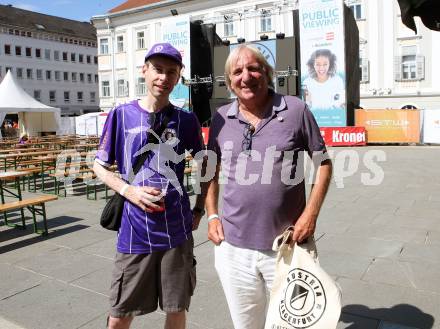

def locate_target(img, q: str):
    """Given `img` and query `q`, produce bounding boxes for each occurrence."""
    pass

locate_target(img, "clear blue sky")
[2,0,124,22]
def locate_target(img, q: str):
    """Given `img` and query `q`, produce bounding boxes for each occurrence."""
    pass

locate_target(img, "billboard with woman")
[299,0,347,127]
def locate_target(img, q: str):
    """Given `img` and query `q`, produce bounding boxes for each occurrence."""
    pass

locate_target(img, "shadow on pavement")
[0,215,84,243]
[341,304,434,329]
[0,217,88,254]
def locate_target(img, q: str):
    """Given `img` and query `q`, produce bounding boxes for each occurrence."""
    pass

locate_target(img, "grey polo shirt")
[208,92,327,250]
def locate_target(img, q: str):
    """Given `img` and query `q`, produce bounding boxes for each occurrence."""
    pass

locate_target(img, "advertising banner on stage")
[422,109,440,144]
[161,15,191,110]
[299,0,347,127]
[320,126,366,146]
[355,109,421,143]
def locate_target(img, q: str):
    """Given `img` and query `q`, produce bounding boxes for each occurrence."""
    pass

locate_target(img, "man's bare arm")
[93,161,163,213]
[292,159,332,242]
[205,163,224,244]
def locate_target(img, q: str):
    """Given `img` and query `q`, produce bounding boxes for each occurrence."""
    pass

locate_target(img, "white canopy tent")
[0,71,61,139]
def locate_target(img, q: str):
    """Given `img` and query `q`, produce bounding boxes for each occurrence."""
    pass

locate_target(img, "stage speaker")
[190,21,217,125]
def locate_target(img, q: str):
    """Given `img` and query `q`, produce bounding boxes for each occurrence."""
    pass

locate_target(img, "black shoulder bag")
[100,105,174,231]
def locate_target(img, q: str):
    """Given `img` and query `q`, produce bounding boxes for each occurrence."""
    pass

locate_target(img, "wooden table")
[0,170,34,229]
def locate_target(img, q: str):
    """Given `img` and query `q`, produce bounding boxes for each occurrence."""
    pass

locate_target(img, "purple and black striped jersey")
[96,100,204,254]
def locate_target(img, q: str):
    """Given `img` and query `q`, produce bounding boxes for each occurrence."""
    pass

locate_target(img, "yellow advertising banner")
[355,109,421,143]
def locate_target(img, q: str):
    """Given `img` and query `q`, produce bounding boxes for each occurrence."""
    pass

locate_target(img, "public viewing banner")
[299,0,347,127]
[320,126,366,146]
[355,109,421,143]
[422,109,440,143]
[161,15,191,111]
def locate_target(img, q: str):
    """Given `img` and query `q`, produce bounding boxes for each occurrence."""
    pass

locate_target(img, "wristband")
[207,214,220,222]
[119,184,130,196]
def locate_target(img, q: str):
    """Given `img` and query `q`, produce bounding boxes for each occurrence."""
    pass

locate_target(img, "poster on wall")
[161,15,191,111]
[299,0,347,127]
[422,109,440,144]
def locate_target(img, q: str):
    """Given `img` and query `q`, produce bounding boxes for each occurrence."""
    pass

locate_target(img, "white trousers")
[214,241,277,329]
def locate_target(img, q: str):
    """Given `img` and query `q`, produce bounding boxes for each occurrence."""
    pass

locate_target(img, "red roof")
[109,0,164,13]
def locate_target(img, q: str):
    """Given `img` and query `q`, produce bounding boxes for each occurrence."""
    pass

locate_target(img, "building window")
[402,55,417,80]
[54,50,59,61]
[45,49,51,60]
[100,38,109,54]
[117,79,128,97]
[6,67,12,73]
[49,90,56,102]
[72,72,77,82]
[63,71,69,81]
[86,55,91,64]
[16,68,23,79]
[64,91,70,102]
[35,48,41,58]
[102,80,110,97]
[136,77,146,95]
[349,4,363,20]
[15,46,22,56]
[117,35,124,52]
[79,73,84,83]
[62,52,68,61]
[394,46,425,81]
[26,68,33,79]
[77,92,83,102]
[26,47,32,57]
[36,69,43,80]
[95,74,99,83]
[46,70,51,80]
[224,15,234,37]
[71,53,76,62]
[55,71,60,81]
[137,31,145,49]
[87,73,92,83]
[90,91,96,102]
[34,90,41,101]
[260,10,272,32]
[79,54,84,63]
[5,45,11,55]
[94,56,98,64]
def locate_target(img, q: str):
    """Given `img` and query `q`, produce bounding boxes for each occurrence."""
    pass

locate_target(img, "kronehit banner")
[355,109,421,143]
[299,0,347,127]
[320,126,366,146]
[161,16,191,110]
[422,109,440,144]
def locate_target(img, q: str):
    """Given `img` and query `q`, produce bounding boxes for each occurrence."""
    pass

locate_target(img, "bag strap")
[131,104,174,177]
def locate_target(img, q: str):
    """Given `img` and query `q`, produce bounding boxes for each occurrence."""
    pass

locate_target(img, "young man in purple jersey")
[94,43,206,329]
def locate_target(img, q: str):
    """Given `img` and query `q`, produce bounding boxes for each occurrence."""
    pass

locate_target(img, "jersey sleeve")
[95,108,118,167]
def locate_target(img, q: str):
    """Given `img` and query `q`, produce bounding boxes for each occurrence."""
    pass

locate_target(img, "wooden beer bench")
[0,195,58,235]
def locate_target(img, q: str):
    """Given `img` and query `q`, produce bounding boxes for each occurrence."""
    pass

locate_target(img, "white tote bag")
[264,227,341,329]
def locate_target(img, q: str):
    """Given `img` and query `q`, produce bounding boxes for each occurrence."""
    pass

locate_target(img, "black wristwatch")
[192,206,205,216]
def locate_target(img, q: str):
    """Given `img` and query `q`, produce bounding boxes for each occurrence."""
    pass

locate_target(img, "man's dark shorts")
[109,237,196,318]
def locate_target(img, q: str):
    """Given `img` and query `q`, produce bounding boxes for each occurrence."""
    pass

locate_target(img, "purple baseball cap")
[144,42,183,67]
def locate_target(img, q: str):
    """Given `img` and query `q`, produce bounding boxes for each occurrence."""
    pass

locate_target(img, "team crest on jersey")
[161,128,177,142]
[279,268,326,328]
